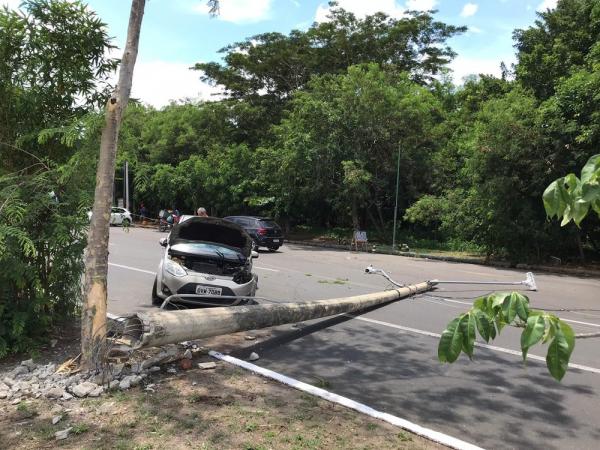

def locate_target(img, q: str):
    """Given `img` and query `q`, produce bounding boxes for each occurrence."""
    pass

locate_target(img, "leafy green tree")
[262,64,443,229]
[0,0,118,171]
[195,3,464,131]
[0,0,118,356]
[139,102,236,165]
[544,154,600,225]
[513,0,600,100]
[196,4,465,96]
[0,157,91,357]
[438,291,575,381]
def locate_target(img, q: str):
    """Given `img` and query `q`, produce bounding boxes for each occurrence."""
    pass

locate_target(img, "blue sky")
[3,0,558,106]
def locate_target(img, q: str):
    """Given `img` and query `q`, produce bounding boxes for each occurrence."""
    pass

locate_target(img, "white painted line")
[108,262,156,275]
[559,318,600,328]
[423,296,600,328]
[346,315,600,375]
[210,350,484,450]
[254,266,280,272]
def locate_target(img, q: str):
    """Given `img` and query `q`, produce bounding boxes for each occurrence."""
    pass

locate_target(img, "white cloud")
[316,0,405,21]
[536,0,557,12]
[460,3,478,17]
[405,0,438,11]
[469,26,482,33]
[1,0,22,10]
[449,55,515,84]
[192,0,272,24]
[129,60,222,108]
[315,0,437,22]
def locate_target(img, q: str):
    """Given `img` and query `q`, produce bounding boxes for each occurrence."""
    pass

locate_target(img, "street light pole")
[392,147,401,251]
[124,160,129,211]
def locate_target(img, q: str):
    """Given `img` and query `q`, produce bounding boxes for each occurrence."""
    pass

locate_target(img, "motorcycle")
[158,212,179,232]
[158,217,172,232]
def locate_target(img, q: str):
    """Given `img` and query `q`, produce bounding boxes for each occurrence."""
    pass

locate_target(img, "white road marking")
[109,261,281,275]
[346,315,600,375]
[211,351,484,450]
[423,295,600,328]
[560,318,600,328]
[108,262,156,275]
[254,266,280,272]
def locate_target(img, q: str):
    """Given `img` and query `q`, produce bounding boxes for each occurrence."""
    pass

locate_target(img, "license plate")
[272,239,280,243]
[196,286,222,296]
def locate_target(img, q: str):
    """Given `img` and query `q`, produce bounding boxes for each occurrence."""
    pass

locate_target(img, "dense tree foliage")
[0,0,113,356]
[2,0,599,356]
[109,0,600,264]
[194,2,465,138]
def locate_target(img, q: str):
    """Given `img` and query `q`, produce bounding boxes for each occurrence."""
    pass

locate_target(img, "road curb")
[285,239,600,279]
[210,350,485,450]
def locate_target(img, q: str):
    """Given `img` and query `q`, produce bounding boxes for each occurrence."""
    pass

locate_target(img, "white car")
[152,216,259,307]
[87,207,133,226]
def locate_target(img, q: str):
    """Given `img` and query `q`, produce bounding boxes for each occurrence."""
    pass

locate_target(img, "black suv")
[223,216,284,251]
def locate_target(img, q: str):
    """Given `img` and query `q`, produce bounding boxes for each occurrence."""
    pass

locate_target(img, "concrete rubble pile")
[0,342,209,403]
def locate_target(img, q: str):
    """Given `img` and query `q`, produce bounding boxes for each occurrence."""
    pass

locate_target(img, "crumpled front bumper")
[158,270,257,306]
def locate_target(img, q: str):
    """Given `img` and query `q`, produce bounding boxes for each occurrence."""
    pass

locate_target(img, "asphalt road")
[107,227,600,450]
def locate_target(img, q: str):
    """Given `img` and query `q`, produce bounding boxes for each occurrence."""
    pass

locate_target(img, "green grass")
[397,431,412,442]
[245,422,258,432]
[71,423,90,435]
[16,402,38,419]
[289,225,485,257]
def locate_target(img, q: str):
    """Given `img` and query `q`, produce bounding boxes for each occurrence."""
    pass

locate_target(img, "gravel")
[0,344,208,402]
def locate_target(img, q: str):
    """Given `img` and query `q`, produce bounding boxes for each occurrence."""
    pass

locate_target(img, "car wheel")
[122,218,131,227]
[151,277,162,306]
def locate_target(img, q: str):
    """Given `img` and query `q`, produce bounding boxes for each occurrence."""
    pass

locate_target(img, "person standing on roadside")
[139,203,147,221]
[196,207,208,217]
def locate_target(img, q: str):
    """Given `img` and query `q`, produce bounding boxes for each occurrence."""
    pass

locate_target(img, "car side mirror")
[159,238,168,247]
[251,250,259,259]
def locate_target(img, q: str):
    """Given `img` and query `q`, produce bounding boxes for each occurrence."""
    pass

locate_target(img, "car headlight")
[164,258,187,277]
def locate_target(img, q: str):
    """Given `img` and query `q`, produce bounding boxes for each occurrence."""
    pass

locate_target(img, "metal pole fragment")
[392,147,401,251]
[125,281,435,349]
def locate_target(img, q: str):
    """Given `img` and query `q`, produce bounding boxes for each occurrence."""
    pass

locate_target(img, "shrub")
[0,160,90,357]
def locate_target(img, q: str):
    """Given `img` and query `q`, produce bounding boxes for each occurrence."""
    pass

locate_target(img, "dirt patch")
[0,362,445,450]
[0,319,447,449]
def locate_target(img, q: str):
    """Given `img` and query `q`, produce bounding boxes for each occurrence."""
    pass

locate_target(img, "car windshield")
[169,242,246,264]
[179,242,241,258]
[259,220,278,228]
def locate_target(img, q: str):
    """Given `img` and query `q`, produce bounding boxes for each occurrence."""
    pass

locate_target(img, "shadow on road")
[226,302,598,450]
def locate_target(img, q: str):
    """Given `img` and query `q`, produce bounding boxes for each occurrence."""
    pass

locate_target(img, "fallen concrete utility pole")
[125,281,435,349]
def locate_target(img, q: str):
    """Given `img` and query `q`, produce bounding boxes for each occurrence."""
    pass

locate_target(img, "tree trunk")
[366,204,383,236]
[81,0,146,368]
[375,202,386,231]
[575,229,585,263]
[351,196,360,230]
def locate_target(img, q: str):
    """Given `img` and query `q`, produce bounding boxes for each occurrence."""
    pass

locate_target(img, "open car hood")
[168,216,253,258]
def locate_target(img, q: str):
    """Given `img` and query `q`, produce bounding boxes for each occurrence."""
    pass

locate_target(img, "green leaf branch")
[543,154,600,226]
[438,292,575,381]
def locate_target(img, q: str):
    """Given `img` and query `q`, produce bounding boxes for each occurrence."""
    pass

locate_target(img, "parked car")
[87,207,133,226]
[223,216,284,251]
[152,216,259,307]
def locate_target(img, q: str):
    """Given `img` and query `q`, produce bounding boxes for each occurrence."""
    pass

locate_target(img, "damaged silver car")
[152,216,258,307]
